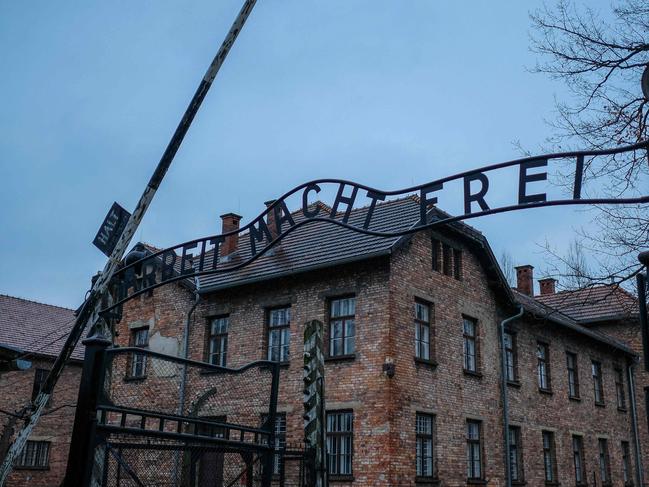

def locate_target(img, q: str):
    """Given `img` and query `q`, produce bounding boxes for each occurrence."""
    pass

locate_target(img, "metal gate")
[65,336,280,487]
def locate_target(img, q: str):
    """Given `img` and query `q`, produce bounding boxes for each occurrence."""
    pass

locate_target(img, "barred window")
[326,411,353,476]
[503,332,517,382]
[267,307,290,363]
[416,413,435,478]
[31,368,49,403]
[208,316,229,367]
[537,343,551,391]
[463,317,478,373]
[466,420,482,480]
[572,435,587,485]
[329,297,355,357]
[615,367,626,410]
[453,248,463,280]
[542,431,557,483]
[592,360,604,405]
[598,438,611,486]
[262,413,287,475]
[567,352,580,398]
[414,301,432,361]
[431,238,441,272]
[442,244,453,276]
[621,441,632,485]
[508,426,523,482]
[130,327,149,378]
[16,441,50,469]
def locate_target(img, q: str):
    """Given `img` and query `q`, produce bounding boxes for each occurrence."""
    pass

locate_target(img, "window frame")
[414,300,434,363]
[327,296,356,359]
[431,237,441,272]
[262,412,287,476]
[508,425,524,483]
[266,306,291,364]
[463,316,479,375]
[592,360,605,406]
[415,413,437,480]
[128,327,149,379]
[621,441,632,486]
[536,342,552,393]
[442,244,453,276]
[542,430,558,484]
[566,351,580,399]
[466,419,483,481]
[503,330,518,383]
[598,438,612,486]
[572,434,587,486]
[15,440,50,470]
[207,315,229,367]
[614,366,627,411]
[31,368,51,405]
[453,248,463,280]
[326,410,354,479]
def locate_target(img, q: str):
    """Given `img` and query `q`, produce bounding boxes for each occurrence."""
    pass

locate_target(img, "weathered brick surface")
[0,359,81,487]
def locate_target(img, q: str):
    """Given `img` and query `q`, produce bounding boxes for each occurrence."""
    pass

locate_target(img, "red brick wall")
[0,358,81,487]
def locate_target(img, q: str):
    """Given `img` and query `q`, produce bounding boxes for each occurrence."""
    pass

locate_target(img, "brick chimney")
[515,265,534,296]
[220,213,241,257]
[539,278,557,296]
[265,200,278,240]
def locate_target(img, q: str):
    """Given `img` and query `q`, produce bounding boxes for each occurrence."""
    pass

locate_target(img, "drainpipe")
[626,360,645,487]
[500,305,524,487]
[173,284,201,486]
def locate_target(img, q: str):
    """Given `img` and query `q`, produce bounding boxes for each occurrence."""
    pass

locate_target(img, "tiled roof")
[197,197,484,292]
[0,294,83,361]
[513,290,635,355]
[535,285,638,323]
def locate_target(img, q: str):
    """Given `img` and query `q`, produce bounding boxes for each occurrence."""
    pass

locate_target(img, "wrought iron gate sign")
[93,202,131,257]
[104,140,649,313]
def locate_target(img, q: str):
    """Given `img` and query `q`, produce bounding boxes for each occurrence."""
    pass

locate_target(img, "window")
[508,426,524,482]
[598,438,611,486]
[542,431,557,484]
[463,317,478,373]
[208,316,229,366]
[262,413,286,475]
[537,342,551,391]
[130,327,149,378]
[615,367,626,410]
[329,297,355,357]
[442,244,453,276]
[31,368,49,403]
[416,413,436,479]
[572,435,586,485]
[267,307,290,363]
[504,331,517,382]
[326,411,353,477]
[431,238,441,272]
[414,301,433,361]
[466,420,483,480]
[453,248,463,280]
[621,441,632,485]
[592,360,604,405]
[566,352,580,399]
[16,441,50,469]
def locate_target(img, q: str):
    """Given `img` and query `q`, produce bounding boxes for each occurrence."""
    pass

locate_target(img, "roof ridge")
[0,293,75,312]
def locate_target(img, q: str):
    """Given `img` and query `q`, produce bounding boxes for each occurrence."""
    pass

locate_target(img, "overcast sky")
[0,0,617,308]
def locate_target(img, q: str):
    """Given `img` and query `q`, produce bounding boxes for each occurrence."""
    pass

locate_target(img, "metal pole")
[500,306,523,487]
[636,270,649,372]
[626,362,645,487]
[0,2,259,483]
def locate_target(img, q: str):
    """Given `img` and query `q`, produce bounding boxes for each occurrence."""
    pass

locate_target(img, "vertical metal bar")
[262,361,280,487]
[0,3,259,484]
[63,335,111,486]
[627,363,645,487]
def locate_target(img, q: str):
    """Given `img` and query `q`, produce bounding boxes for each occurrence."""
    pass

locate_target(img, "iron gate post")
[261,361,280,487]
[63,334,111,487]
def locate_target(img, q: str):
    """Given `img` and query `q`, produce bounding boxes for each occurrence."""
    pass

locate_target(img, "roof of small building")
[0,294,84,361]
[535,285,638,324]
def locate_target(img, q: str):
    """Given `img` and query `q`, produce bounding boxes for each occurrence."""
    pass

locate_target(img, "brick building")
[108,197,648,486]
[0,294,82,487]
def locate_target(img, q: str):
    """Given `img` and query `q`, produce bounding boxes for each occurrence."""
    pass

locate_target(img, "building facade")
[108,197,648,486]
[0,294,82,487]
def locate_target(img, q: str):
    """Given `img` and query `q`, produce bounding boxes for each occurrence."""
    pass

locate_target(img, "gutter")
[627,360,645,487]
[500,305,524,487]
